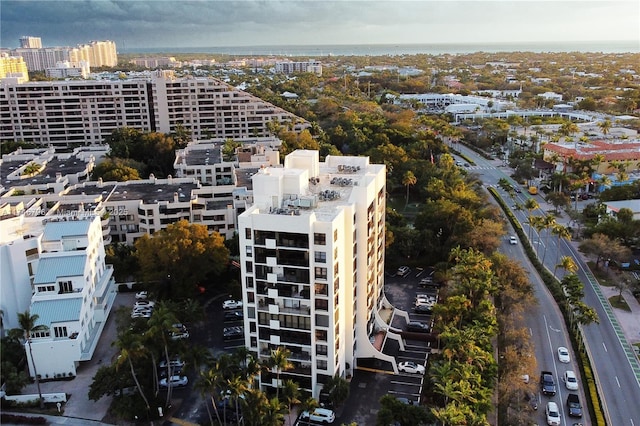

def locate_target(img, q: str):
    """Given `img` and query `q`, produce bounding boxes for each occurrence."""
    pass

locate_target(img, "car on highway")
[300,407,335,424]
[406,321,429,333]
[397,266,410,277]
[563,370,578,390]
[398,361,425,375]
[159,375,188,388]
[222,300,243,310]
[546,401,561,426]
[223,326,244,340]
[509,236,518,245]
[557,346,571,363]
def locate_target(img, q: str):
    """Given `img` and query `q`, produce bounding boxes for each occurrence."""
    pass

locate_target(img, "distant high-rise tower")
[19,36,42,49]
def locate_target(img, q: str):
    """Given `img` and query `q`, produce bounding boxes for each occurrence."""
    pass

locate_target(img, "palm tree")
[262,397,287,426]
[322,373,350,409]
[16,311,48,409]
[555,255,578,278]
[240,388,269,426]
[540,214,557,265]
[598,119,612,136]
[552,224,572,275]
[529,215,546,256]
[227,375,248,425]
[281,379,301,426]
[523,198,539,242]
[268,346,292,399]
[195,363,226,426]
[402,170,417,207]
[147,302,179,408]
[113,331,151,413]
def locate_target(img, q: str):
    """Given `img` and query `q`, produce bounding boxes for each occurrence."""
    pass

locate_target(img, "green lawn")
[608,295,631,311]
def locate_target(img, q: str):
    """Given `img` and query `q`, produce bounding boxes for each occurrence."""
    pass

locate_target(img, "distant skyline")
[1,0,639,50]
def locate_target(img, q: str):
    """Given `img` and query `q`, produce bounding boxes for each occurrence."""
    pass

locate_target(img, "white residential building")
[25,216,116,379]
[238,150,398,397]
[1,75,307,147]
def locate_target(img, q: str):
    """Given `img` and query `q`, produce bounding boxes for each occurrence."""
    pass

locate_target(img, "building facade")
[20,36,43,49]
[1,75,307,147]
[26,216,116,379]
[238,150,396,398]
[0,54,29,82]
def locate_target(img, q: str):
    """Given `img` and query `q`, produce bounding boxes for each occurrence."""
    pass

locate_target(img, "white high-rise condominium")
[238,150,394,398]
[19,36,42,49]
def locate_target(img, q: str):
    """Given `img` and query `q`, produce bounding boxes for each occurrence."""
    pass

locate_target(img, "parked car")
[414,304,433,314]
[557,346,570,363]
[159,357,185,369]
[159,375,188,388]
[222,300,243,310]
[300,408,335,424]
[223,326,244,340]
[395,397,415,405]
[398,361,425,375]
[546,401,561,426]
[224,311,244,322]
[134,300,155,309]
[563,370,579,390]
[509,236,518,245]
[406,321,429,333]
[131,311,152,319]
[397,266,410,277]
[135,291,148,300]
[170,323,189,340]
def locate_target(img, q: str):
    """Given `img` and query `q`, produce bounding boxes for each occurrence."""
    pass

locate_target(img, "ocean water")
[121,41,639,56]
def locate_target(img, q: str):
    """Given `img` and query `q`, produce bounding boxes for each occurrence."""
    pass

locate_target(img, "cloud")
[1,0,638,49]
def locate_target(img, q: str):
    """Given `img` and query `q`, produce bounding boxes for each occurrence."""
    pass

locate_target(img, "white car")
[398,361,425,375]
[300,408,335,424]
[134,300,155,309]
[509,236,518,245]
[563,370,579,390]
[557,346,571,363]
[135,291,148,300]
[545,401,561,426]
[397,266,410,277]
[159,375,188,388]
[222,300,243,310]
[131,311,151,319]
[159,357,185,369]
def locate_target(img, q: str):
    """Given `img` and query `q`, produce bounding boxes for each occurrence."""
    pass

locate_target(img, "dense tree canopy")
[134,220,229,299]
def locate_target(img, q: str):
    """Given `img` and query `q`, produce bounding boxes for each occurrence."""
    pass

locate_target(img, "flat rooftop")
[66,182,200,204]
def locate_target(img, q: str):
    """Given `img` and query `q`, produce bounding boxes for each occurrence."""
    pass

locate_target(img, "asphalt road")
[457,143,640,425]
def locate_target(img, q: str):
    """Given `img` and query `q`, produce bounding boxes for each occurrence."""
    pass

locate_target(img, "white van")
[301,407,335,424]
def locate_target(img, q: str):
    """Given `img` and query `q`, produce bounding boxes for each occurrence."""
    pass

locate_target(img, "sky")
[1,0,639,49]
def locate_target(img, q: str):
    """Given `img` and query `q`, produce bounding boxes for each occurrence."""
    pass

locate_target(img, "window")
[317,360,328,370]
[246,277,254,288]
[245,261,253,271]
[314,251,326,263]
[315,283,328,296]
[315,330,327,341]
[334,230,338,241]
[314,233,326,245]
[315,299,329,311]
[54,326,68,338]
[316,344,328,355]
[246,246,253,256]
[32,329,50,338]
[245,228,252,239]
[315,267,327,280]
[59,280,73,293]
[37,285,55,292]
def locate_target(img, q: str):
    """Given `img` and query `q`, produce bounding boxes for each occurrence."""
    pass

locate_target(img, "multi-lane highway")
[457,144,640,425]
